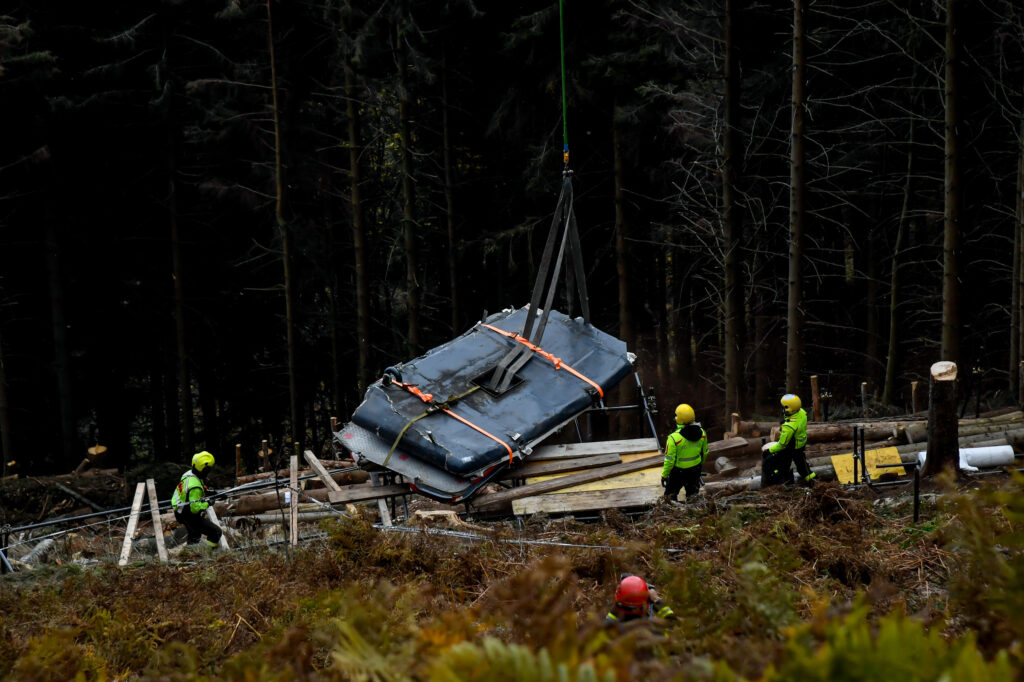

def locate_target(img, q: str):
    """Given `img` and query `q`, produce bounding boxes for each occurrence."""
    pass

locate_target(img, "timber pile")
[707,407,1024,489]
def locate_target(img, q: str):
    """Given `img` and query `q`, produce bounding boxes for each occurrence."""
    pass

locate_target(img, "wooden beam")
[145,478,168,563]
[472,454,663,510]
[473,437,750,511]
[118,482,146,566]
[377,499,393,526]
[527,438,659,461]
[512,485,662,515]
[327,484,410,504]
[303,450,342,491]
[498,453,621,480]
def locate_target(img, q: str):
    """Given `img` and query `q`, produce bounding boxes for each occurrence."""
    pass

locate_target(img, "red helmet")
[614,575,650,614]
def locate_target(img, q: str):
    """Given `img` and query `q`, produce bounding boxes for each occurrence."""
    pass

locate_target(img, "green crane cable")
[558,0,569,167]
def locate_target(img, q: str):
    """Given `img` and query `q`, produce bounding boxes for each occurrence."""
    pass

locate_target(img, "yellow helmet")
[674,403,695,425]
[781,394,802,415]
[192,451,215,472]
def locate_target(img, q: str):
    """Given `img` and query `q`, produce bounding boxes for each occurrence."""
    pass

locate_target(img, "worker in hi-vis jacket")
[170,451,222,547]
[661,403,708,502]
[762,394,815,487]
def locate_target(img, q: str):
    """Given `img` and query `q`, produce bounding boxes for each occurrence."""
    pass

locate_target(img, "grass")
[1,478,1022,680]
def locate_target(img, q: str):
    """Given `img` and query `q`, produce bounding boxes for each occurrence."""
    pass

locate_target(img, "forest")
[1,0,1023,475]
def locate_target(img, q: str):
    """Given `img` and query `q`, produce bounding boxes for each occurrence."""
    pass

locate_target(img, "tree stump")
[923,361,959,477]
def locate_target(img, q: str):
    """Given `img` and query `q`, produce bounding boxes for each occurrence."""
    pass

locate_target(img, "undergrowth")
[1,480,1022,680]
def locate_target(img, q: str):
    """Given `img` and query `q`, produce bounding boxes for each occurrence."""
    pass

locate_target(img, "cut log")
[327,484,410,504]
[923,361,959,477]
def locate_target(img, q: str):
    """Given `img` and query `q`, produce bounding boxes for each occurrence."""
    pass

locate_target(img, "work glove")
[660,477,667,489]
[761,441,777,453]
[195,500,210,512]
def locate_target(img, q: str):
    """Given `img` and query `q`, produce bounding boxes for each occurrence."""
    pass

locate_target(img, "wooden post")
[260,439,268,472]
[923,361,959,477]
[377,498,393,527]
[861,381,869,418]
[118,482,146,566]
[911,380,919,413]
[730,413,740,438]
[289,454,298,546]
[235,443,242,485]
[330,416,338,433]
[145,479,168,564]
[810,375,821,422]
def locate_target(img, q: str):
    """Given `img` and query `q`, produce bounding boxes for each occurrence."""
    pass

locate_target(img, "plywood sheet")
[831,447,905,484]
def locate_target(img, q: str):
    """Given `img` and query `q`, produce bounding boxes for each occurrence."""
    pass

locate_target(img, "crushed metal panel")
[338,306,634,503]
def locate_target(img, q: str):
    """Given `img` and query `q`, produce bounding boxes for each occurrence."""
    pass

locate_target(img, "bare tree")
[786,0,806,394]
[940,0,961,364]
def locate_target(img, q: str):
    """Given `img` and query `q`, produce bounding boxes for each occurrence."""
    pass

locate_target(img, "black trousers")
[664,466,702,500]
[762,446,811,487]
[174,508,222,545]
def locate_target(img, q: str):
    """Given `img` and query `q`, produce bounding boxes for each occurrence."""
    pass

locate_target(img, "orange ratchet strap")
[389,380,514,464]
[480,323,605,398]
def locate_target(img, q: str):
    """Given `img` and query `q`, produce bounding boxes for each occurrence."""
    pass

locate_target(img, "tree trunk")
[342,3,371,395]
[442,52,460,336]
[883,116,915,406]
[941,0,961,364]
[786,0,806,394]
[923,361,959,477]
[0,332,12,476]
[612,105,634,350]
[149,348,167,460]
[1013,117,1024,403]
[722,0,745,419]
[398,36,421,357]
[665,239,679,379]
[267,0,301,445]
[168,114,193,459]
[45,219,76,466]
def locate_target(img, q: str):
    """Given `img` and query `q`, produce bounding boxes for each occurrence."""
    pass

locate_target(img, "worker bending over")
[661,403,708,503]
[762,393,815,486]
[171,451,222,547]
[606,574,675,623]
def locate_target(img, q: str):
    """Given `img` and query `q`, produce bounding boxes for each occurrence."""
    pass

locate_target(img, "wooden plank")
[206,506,230,550]
[528,438,659,460]
[304,450,343,491]
[513,485,663,515]
[118,482,146,566]
[472,454,664,510]
[327,484,410,504]
[474,436,747,510]
[145,478,168,563]
[289,455,299,546]
[540,468,661,493]
[499,453,622,480]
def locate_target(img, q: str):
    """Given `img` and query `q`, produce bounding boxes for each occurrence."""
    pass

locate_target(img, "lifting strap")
[488,175,590,393]
[382,382,514,467]
[480,323,604,398]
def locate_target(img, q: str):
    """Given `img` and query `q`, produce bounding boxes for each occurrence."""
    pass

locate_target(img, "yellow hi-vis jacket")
[769,408,808,453]
[171,470,209,515]
[662,423,708,478]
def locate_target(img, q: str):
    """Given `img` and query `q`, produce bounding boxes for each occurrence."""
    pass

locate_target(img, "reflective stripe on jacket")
[170,470,208,514]
[662,423,708,477]
[770,408,808,453]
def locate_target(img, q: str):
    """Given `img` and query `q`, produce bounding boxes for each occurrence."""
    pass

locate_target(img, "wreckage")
[335,174,656,503]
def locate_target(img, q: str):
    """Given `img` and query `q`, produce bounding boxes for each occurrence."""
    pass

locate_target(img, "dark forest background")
[0,0,1022,475]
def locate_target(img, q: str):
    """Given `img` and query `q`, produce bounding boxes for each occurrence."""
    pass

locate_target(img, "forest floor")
[1,463,1021,680]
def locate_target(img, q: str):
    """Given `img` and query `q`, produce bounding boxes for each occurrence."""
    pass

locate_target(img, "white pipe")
[915,445,1015,472]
